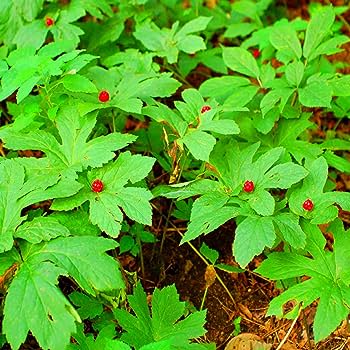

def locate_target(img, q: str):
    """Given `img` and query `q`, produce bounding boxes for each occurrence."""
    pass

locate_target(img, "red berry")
[98,90,110,103]
[45,17,54,27]
[302,199,314,211]
[201,105,211,113]
[243,180,255,193]
[252,49,260,58]
[91,179,104,193]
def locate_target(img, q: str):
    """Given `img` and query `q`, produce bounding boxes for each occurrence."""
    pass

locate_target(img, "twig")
[151,203,237,307]
[275,305,302,350]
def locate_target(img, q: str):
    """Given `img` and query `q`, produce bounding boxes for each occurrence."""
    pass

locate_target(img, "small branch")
[275,305,302,350]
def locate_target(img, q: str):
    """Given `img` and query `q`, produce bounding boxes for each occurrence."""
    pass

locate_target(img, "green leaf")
[62,74,97,93]
[15,217,70,244]
[303,6,335,60]
[256,220,350,342]
[181,192,238,243]
[262,163,308,189]
[29,236,125,295]
[285,61,304,87]
[181,130,216,162]
[247,189,275,216]
[329,75,350,97]
[3,262,77,350]
[52,153,155,238]
[50,209,100,236]
[270,22,302,60]
[222,47,260,78]
[0,159,81,253]
[199,76,251,104]
[273,213,306,248]
[114,283,207,349]
[224,23,257,38]
[69,291,104,319]
[200,243,219,265]
[0,105,136,174]
[234,216,275,268]
[298,81,332,108]
[308,35,350,61]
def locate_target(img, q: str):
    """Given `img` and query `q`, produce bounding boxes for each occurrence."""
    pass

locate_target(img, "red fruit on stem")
[252,49,260,58]
[243,180,255,193]
[302,199,314,211]
[201,105,211,113]
[98,90,110,103]
[91,179,104,193]
[45,17,54,27]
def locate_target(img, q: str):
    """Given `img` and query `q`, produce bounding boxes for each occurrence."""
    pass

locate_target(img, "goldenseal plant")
[0,1,349,349]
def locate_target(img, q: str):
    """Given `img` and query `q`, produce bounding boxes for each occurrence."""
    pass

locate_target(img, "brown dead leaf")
[225,333,272,350]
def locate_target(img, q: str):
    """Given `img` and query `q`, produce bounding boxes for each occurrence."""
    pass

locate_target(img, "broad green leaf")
[62,74,97,93]
[181,130,216,161]
[298,81,332,108]
[115,187,153,226]
[285,61,304,87]
[273,213,306,248]
[308,35,350,61]
[15,217,70,244]
[234,216,275,268]
[256,220,350,342]
[114,283,207,349]
[262,163,308,189]
[181,192,239,243]
[199,76,251,104]
[270,22,302,60]
[329,75,350,97]
[303,7,335,60]
[29,236,125,295]
[69,291,104,319]
[224,23,257,38]
[222,47,260,78]
[0,159,81,253]
[0,105,136,174]
[3,262,77,350]
[50,209,100,236]
[247,189,275,216]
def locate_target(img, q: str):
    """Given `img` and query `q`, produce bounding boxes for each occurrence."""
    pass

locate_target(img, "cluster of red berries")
[252,49,261,58]
[243,180,254,193]
[302,198,314,211]
[201,105,211,113]
[98,90,110,103]
[91,179,104,193]
[45,17,54,27]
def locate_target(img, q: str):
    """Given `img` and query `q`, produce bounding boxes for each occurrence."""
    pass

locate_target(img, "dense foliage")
[0,0,349,349]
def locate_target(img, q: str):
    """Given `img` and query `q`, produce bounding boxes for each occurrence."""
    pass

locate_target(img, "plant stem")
[151,203,237,307]
[200,287,208,311]
[275,304,302,350]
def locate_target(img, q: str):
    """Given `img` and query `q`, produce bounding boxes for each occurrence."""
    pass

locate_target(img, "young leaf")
[233,216,275,268]
[181,130,216,162]
[222,47,260,78]
[114,283,207,349]
[270,22,302,61]
[303,6,335,60]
